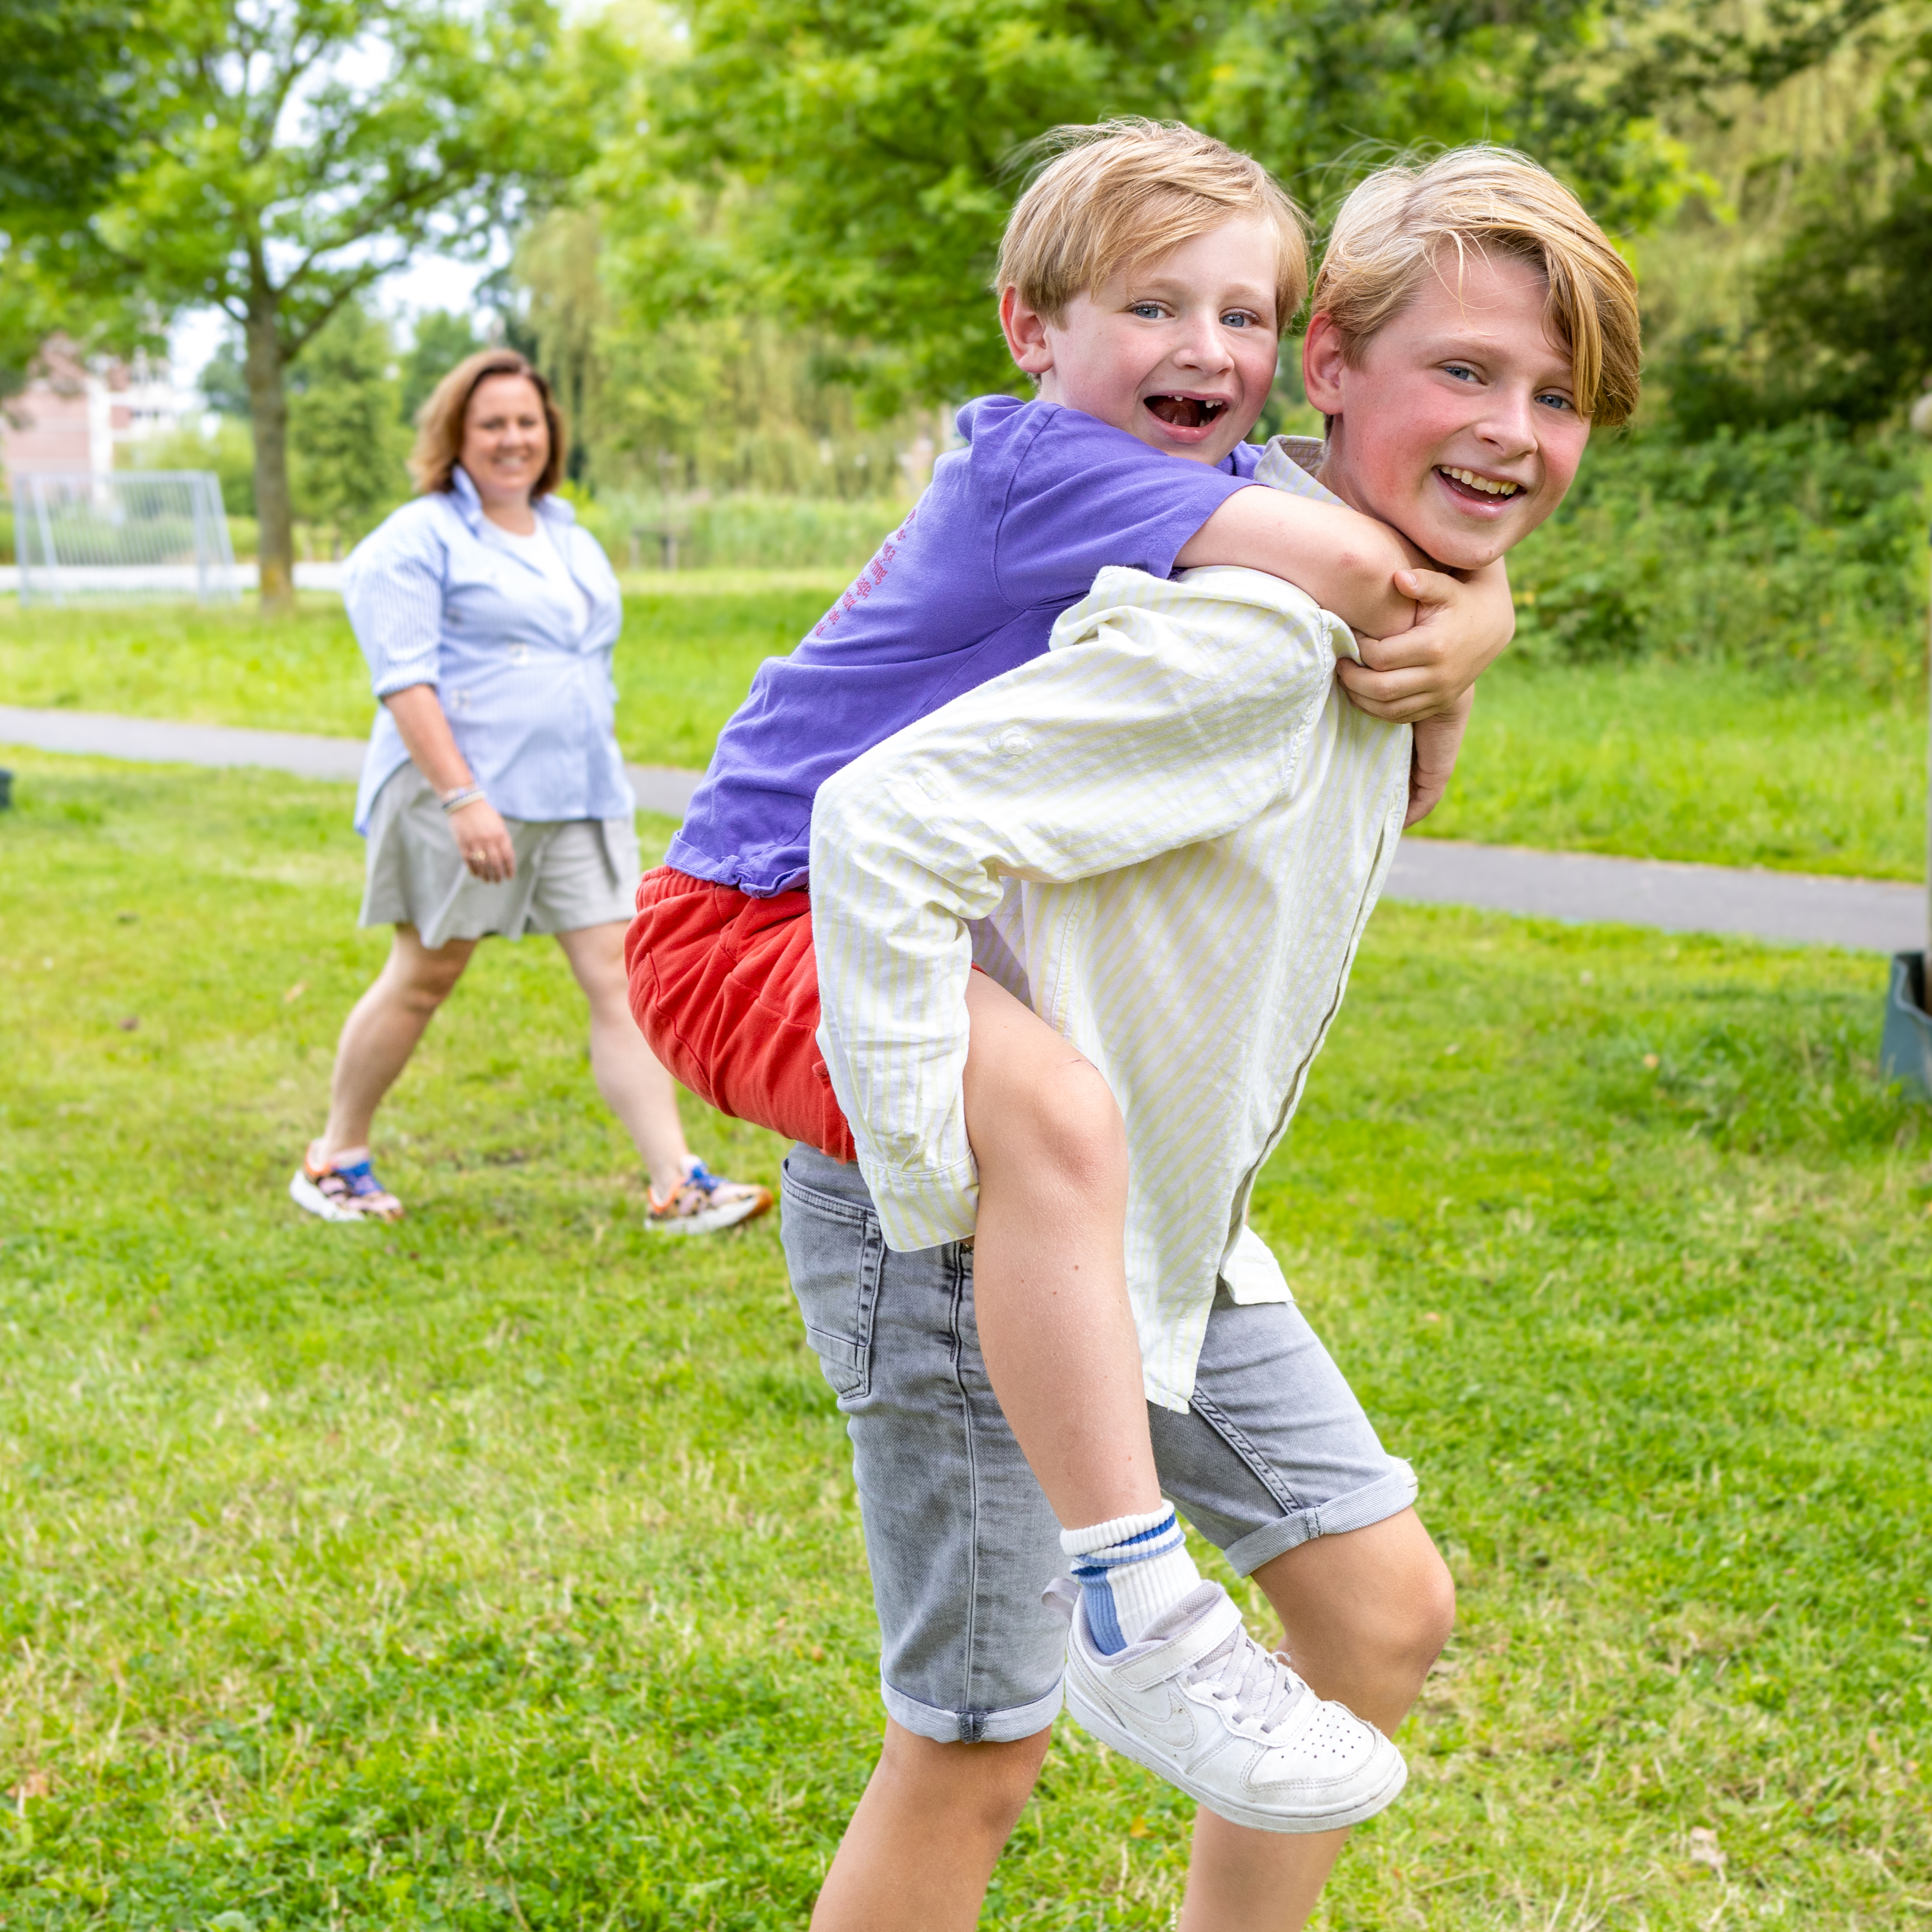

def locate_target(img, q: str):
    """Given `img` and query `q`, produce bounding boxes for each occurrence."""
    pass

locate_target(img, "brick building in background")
[2,339,192,486]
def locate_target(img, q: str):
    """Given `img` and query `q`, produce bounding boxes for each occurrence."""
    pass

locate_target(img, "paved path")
[0,703,702,819]
[1384,838,1920,954]
[0,562,345,595]
[1,705,1920,953]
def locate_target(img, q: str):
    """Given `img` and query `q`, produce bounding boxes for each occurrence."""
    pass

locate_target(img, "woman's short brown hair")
[407,348,568,496]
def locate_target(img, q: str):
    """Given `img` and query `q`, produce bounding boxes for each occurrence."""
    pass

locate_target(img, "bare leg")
[1176,1508,1456,1932]
[554,920,692,1200]
[812,1720,1050,1932]
[960,971,1160,1527]
[319,924,475,1159]
[810,1513,1451,1929]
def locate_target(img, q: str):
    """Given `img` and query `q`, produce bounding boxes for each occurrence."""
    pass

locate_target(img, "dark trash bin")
[1880,951,1932,1099]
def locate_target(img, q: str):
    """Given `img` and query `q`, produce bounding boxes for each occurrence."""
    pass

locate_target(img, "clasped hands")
[1343,560,1513,828]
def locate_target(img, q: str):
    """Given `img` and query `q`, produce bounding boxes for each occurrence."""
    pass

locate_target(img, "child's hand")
[1405,688,1473,827]
[1338,560,1514,723]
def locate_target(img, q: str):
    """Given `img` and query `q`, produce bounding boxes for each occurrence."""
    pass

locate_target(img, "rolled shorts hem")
[1218,1460,1419,1578]
[881,1674,1065,1746]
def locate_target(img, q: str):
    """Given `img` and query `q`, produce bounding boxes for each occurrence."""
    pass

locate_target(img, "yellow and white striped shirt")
[809,439,1412,1409]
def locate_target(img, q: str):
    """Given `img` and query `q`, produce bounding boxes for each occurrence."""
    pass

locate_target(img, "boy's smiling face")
[1000,216,1281,467]
[1303,247,1592,570]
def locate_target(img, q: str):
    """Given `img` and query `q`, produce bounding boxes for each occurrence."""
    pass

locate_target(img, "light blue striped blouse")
[344,465,635,833]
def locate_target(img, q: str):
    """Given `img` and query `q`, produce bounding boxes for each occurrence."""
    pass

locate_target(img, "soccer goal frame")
[11,470,239,606]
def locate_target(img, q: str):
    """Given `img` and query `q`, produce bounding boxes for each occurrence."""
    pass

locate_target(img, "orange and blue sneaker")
[647,1160,772,1236]
[289,1142,405,1224]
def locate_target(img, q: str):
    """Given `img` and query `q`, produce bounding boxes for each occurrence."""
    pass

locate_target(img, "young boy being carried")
[629,117,1515,1807]
[782,143,1638,1927]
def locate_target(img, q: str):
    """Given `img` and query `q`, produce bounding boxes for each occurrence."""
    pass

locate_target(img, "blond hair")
[408,348,567,497]
[997,120,1307,332]
[1311,147,1641,426]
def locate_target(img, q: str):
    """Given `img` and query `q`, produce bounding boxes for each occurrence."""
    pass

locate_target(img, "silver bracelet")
[439,784,487,815]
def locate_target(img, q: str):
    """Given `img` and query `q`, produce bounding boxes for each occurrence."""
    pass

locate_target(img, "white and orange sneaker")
[1050,1578,1407,1834]
[646,1160,772,1236]
[289,1143,405,1224]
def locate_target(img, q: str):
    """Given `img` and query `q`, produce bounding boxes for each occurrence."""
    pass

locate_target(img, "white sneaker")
[288,1144,404,1224]
[646,1161,773,1236]
[1051,1577,1407,1834]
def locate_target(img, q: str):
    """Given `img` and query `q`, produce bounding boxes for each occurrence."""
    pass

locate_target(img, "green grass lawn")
[1430,656,1929,881]
[3,750,1928,1928]
[3,588,1924,878]
[0,576,844,775]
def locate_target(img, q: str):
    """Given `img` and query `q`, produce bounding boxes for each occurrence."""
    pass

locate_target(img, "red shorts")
[625,865,857,1163]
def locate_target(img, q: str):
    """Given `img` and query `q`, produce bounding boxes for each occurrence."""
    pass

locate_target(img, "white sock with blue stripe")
[1062,1506,1201,1655]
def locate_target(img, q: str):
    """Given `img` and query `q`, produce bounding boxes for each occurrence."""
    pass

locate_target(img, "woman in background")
[291,348,769,1236]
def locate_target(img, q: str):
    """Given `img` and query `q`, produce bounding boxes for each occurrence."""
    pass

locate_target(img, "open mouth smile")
[1145,395,1228,431]
[1438,465,1523,502]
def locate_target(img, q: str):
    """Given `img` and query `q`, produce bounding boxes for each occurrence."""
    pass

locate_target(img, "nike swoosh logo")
[1124,1689,1198,1752]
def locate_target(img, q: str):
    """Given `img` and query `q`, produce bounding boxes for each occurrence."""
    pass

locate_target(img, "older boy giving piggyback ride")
[627,125,1639,1928]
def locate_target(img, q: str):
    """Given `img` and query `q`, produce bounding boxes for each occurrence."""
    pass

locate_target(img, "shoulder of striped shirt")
[1052,560,1335,650]
[346,492,471,581]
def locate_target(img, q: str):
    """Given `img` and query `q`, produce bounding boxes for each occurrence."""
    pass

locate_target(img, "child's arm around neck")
[1175,482,1421,640]
[1174,478,1513,729]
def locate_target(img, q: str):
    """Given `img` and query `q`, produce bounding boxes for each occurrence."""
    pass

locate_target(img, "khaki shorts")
[359,765,642,949]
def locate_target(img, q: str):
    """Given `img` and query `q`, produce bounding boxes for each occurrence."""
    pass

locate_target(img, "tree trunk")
[244,290,295,616]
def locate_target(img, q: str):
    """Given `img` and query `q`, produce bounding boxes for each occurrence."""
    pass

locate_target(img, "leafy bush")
[1509,421,1931,686]
[120,416,258,515]
[576,492,906,573]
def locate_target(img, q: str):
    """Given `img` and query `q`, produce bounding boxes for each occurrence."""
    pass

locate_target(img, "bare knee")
[1361,1536,1456,1688]
[384,932,471,1014]
[1254,1512,1456,1730]
[1391,1544,1456,1675]
[1035,1061,1125,1193]
[962,975,1125,1197]
[987,1054,1126,1199]
[875,1723,1049,1845]
[1316,1559,1452,1704]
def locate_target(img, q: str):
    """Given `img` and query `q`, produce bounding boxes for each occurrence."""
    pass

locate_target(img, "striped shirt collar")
[1256,435,1345,506]
[446,463,578,536]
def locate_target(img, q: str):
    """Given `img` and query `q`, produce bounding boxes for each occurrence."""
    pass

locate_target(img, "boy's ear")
[1301,312,1349,417]
[999,285,1057,379]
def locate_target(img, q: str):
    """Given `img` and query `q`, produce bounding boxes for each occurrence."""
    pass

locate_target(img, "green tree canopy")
[0,0,144,215]
[608,0,1690,415]
[400,309,486,427]
[508,204,935,497]
[74,0,614,609]
[602,0,1903,421]
[1742,23,1932,426]
[197,335,251,418]
[289,296,407,541]
[0,0,154,397]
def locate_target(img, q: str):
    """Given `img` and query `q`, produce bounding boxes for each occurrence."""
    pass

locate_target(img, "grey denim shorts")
[780,1144,1417,1745]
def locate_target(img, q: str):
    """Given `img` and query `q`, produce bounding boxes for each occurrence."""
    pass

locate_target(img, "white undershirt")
[493,519,589,639]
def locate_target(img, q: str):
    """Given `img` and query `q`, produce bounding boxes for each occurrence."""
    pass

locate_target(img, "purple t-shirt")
[665,393,1262,895]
